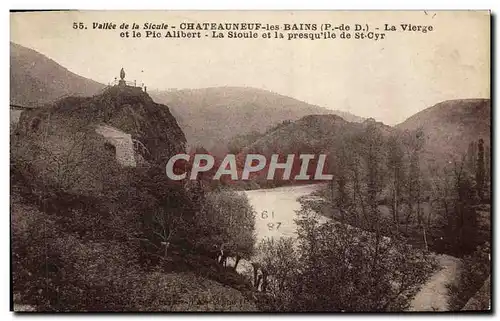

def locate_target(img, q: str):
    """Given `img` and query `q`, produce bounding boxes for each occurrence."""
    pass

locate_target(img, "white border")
[2,1,499,10]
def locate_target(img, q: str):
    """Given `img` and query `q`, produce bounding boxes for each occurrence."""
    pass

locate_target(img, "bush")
[12,201,255,311]
[198,190,256,260]
[448,242,491,310]
[11,198,60,309]
[11,128,257,311]
[254,210,437,312]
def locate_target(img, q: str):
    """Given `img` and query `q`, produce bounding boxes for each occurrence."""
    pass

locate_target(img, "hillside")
[150,87,364,153]
[240,99,491,169]
[13,85,186,194]
[10,194,258,312]
[241,115,393,157]
[244,114,360,155]
[209,115,396,188]
[10,42,105,106]
[11,85,261,311]
[396,99,491,163]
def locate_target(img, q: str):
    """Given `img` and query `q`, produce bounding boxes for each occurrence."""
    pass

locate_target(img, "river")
[228,183,325,276]
[244,183,326,242]
[238,184,457,311]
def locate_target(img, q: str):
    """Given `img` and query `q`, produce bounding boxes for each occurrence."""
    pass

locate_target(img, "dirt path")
[409,254,460,311]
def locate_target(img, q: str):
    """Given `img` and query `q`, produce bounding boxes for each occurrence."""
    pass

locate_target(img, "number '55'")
[73,22,85,29]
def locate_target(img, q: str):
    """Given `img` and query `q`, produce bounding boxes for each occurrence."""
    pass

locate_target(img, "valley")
[9,41,491,312]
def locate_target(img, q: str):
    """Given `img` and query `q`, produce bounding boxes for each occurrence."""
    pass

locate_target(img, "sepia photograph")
[9,10,491,312]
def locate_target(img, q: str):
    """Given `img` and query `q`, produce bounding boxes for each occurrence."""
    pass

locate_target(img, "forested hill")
[396,99,491,164]
[236,99,491,166]
[150,87,365,153]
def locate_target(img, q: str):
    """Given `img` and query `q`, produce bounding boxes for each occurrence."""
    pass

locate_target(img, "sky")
[10,10,490,124]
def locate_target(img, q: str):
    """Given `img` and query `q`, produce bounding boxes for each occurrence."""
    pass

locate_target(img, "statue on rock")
[118,68,126,86]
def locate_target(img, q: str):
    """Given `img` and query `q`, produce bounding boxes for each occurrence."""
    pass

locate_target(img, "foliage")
[432,158,481,256]
[11,130,257,311]
[448,242,491,310]
[11,200,256,311]
[202,190,257,259]
[227,131,263,154]
[255,237,299,311]
[11,176,257,311]
[255,209,436,312]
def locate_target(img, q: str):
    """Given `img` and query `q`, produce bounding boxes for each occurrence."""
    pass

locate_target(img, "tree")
[476,139,485,202]
[359,123,388,274]
[448,242,491,310]
[257,209,437,311]
[437,158,479,256]
[202,190,256,269]
[328,144,351,225]
[255,237,300,310]
[466,141,477,174]
[151,208,184,260]
[454,160,479,255]
[402,128,425,230]
[387,135,405,232]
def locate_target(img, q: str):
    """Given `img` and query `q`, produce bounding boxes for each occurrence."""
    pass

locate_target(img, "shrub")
[448,242,491,310]
[254,210,437,312]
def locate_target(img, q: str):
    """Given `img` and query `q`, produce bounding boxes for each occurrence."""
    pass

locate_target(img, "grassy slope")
[11,194,257,312]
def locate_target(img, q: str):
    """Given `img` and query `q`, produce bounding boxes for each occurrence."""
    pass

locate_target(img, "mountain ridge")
[10,42,365,154]
[396,98,491,162]
[11,42,489,165]
[10,42,106,106]
[150,87,365,153]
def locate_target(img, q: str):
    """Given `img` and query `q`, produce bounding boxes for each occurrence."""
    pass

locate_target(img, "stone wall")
[95,125,137,167]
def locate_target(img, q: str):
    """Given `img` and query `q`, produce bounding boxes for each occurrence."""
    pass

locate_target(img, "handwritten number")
[267,222,282,230]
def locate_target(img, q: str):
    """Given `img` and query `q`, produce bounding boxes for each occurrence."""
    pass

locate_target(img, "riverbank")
[242,183,457,312]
